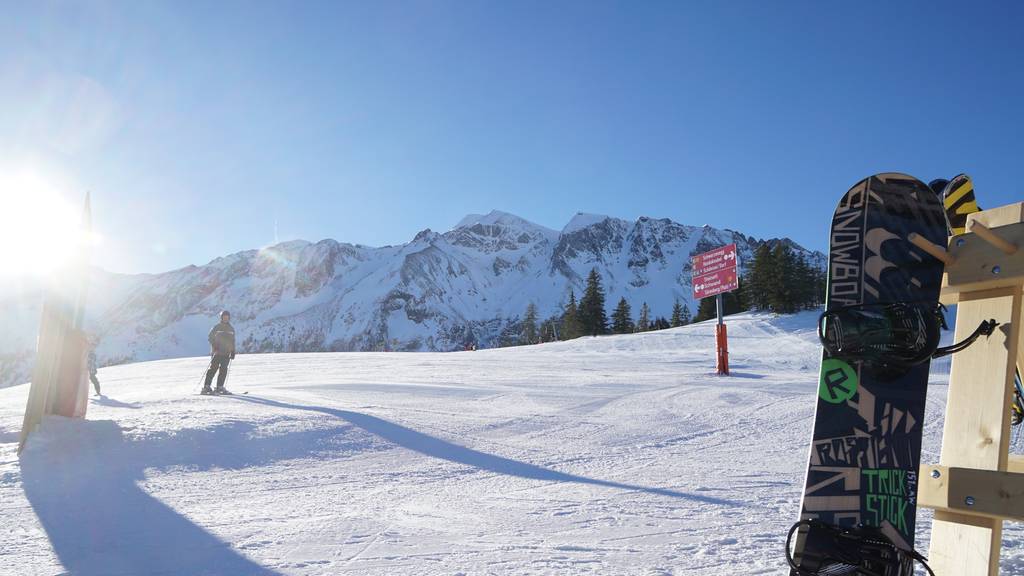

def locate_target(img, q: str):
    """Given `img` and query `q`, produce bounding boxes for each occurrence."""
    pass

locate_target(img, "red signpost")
[691,243,738,375]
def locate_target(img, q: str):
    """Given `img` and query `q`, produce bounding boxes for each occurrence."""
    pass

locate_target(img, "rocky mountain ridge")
[0,210,824,387]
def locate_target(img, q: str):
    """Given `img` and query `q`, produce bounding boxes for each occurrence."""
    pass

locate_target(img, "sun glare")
[0,168,89,278]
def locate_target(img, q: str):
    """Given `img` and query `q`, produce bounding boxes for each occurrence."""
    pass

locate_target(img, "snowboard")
[941,173,980,235]
[790,173,948,573]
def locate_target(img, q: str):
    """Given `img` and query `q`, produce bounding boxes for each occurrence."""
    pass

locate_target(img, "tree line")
[504,242,823,347]
[511,269,692,346]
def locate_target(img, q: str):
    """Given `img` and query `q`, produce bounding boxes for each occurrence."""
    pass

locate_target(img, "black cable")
[933,318,998,358]
[785,519,935,576]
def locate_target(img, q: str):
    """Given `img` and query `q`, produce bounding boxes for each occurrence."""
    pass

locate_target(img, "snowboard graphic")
[790,174,947,573]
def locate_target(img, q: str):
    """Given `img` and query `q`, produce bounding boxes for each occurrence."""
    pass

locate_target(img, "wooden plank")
[1010,455,1024,475]
[941,284,1023,306]
[918,464,1024,521]
[942,221,1024,295]
[18,299,66,453]
[934,510,997,530]
[940,202,1024,304]
[928,289,1021,576]
[970,220,1019,255]
[965,201,1024,229]
[930,512,1002,575]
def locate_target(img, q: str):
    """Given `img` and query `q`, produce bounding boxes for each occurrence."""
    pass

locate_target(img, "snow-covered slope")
[0,210,824,388]
[2,312,1022,574]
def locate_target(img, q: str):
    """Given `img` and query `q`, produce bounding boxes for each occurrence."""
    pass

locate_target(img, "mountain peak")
[562,213,612,234]
[453,210,553,233]
[412,228,438,243]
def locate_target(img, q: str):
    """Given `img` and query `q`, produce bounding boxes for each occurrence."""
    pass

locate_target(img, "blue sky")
[2,1,1022,274]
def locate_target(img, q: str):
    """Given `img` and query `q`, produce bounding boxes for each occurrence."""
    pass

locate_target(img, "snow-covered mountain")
[0,211,824,387]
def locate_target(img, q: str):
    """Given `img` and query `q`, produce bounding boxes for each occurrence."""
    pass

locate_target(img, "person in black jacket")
[202,310,236,394]
[87,342,101,396]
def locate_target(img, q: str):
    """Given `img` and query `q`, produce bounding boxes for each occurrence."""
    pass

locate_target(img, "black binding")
[786,519,934,576]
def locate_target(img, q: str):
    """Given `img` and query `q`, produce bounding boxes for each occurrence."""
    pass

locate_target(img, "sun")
[0,167,91,278]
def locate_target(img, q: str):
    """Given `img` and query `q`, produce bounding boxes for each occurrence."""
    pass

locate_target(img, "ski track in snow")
[2,310,1023,575]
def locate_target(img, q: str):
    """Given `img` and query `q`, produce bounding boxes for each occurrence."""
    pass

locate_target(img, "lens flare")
[0,167,86,277]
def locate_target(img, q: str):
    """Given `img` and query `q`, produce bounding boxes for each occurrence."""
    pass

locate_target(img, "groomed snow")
[2,311,1023,575]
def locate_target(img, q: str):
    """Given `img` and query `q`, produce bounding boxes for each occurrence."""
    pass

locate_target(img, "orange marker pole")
[716,294,729,375]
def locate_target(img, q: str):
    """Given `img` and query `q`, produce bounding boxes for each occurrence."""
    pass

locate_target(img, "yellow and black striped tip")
[942,174,980,235]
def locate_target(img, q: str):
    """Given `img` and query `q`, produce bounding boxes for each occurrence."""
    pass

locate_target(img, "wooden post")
[927,289,1020,575]
[909,232,957,265]
[918,202,1024,575]
[970,220,1018,255]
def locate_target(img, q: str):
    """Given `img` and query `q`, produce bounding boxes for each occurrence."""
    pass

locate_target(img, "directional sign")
[691,243,737,277]
[692,267,739,300]
[691,243,738,300]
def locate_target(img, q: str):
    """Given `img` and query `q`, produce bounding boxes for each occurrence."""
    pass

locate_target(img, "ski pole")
[197,357,213,393]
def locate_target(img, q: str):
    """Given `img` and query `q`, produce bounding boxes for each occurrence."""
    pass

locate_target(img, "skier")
[87,342,101,396]
[202,310,236,395]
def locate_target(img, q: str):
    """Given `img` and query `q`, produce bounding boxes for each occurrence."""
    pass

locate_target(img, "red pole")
[716,323,729,375]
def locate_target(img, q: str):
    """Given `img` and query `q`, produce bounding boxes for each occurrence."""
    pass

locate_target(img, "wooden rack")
[910,202,1024,575]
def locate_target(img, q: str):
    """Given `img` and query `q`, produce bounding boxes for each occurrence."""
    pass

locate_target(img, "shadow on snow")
[18,417,310,576]
[19,391,740,575]
[231,394,743,507]
[90,395,143,409]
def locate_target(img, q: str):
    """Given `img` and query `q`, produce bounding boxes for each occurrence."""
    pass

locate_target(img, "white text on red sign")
[692,268,739,300]
[690,243,737,277]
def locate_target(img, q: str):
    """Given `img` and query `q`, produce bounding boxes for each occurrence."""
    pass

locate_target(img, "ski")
[789,173,947,575]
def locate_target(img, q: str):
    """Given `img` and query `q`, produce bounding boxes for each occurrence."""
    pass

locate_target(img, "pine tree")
[653,317,670,330]
[681,302,691,325]
[521,302,539,345]
[578,268,608,336]
[812,260,827,308]
[636,302,650,332]
[768,244,797,313]
[670,299,684,327]
[744,244,773,311]
[538,318,552,342]
[611,297,634,334]
[561,290,582,340]
[695,296,716,322]
[794,254,825,309]
[733,275,749,312]
[742,242,823,313]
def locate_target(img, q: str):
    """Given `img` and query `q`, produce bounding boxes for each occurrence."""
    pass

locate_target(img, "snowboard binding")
[819,302,998,378]
[786,519,934,576]
[818,302,945,377]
